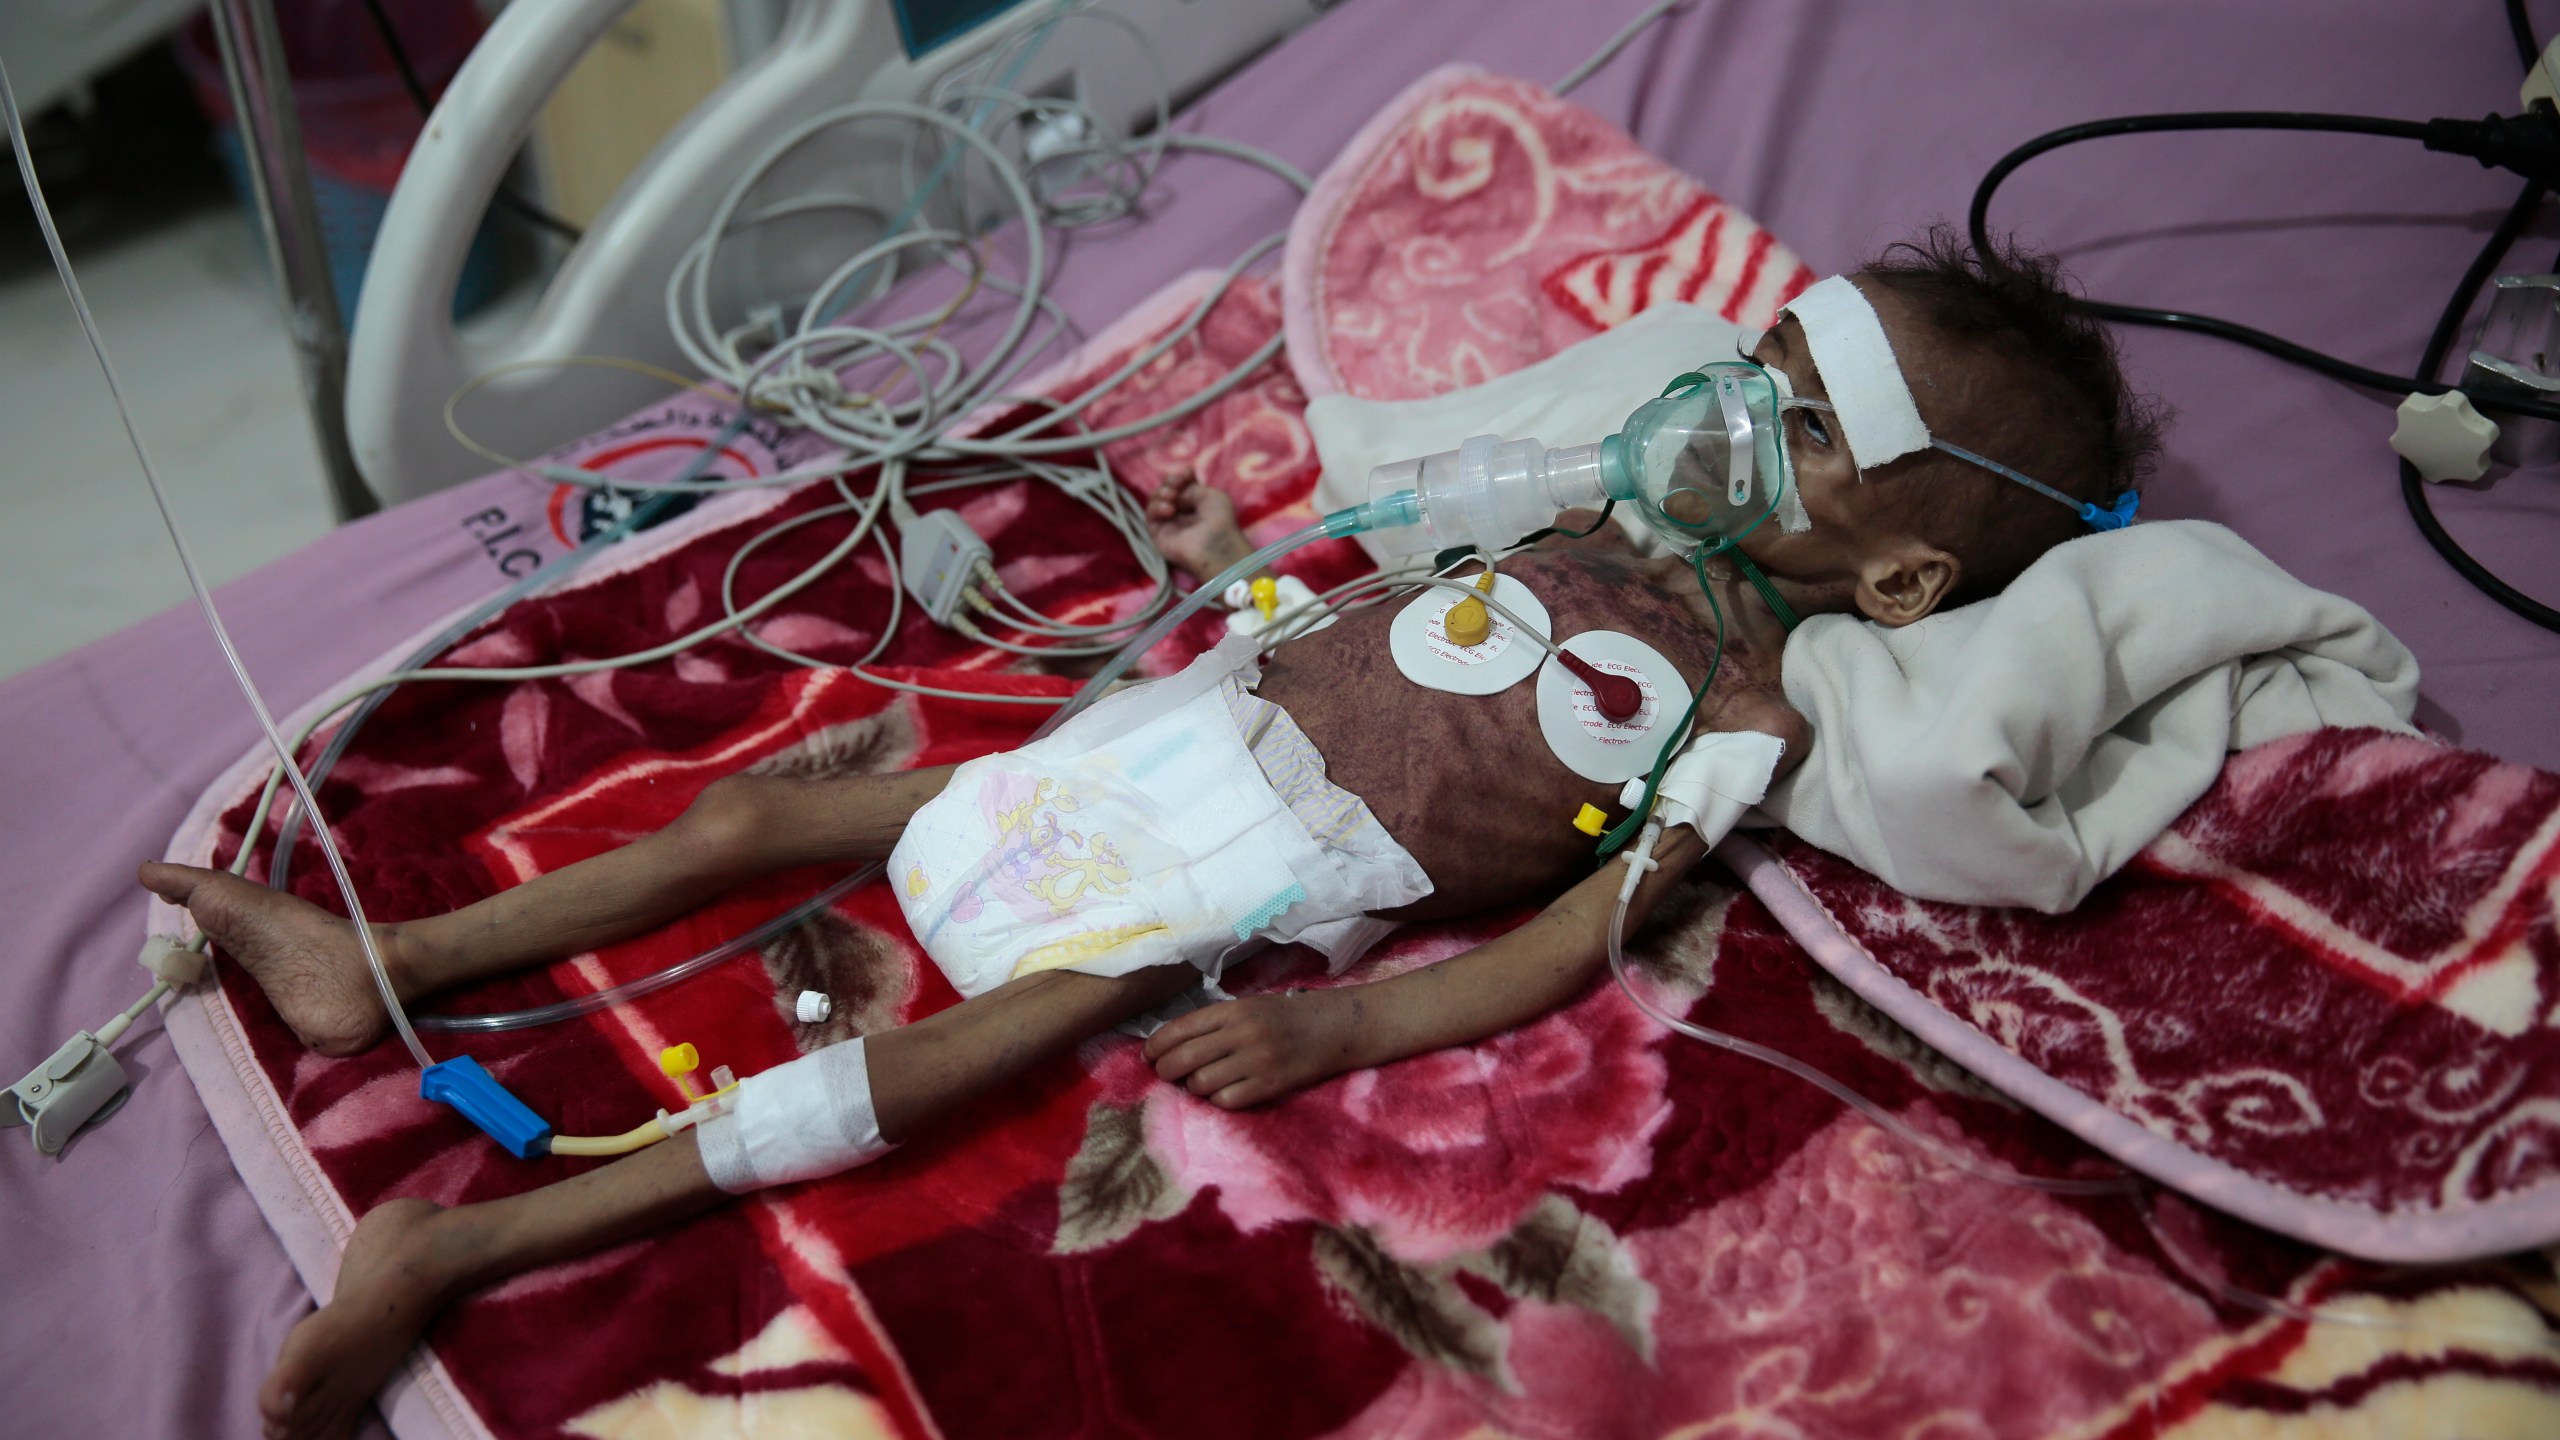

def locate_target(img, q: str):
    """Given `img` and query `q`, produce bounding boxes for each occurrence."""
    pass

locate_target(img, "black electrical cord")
[358,0,585,244]
[1969,104,2560,630]
[1968,111,2560,424]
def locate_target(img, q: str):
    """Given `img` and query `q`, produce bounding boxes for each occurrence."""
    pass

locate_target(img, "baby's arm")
[1143,823,1712,1108]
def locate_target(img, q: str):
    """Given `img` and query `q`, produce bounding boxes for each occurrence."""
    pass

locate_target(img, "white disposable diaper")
[889,634,1432,998]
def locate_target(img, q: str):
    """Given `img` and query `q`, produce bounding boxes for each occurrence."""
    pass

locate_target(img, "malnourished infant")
[142,233,2155,1440]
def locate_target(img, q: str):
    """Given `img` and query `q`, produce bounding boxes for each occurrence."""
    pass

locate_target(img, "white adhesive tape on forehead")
[1781,275,1931,472]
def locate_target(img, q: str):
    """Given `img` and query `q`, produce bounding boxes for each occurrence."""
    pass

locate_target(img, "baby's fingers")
[1179,1053,1256,1099]
[1145,1011,1240,1083]
[1141,1001,1222,1062]
[1146,471,1198,516]
[1151,1035,1238,1086]
[1209,1076,1278,1110]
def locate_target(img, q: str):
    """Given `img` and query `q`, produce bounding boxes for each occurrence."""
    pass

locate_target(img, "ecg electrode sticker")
[1535,630,1688,782]
[1420,595,1516,665]
[1390,573,1550,696]
[1566,657,1660,739]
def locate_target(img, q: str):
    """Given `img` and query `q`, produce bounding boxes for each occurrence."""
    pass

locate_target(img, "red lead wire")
[1557,650,1644,722]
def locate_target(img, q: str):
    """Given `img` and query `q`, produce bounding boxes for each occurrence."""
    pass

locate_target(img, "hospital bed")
[6,1,2558,1435]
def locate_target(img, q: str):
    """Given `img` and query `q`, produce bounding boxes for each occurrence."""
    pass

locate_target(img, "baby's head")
[1740,228,2162,625]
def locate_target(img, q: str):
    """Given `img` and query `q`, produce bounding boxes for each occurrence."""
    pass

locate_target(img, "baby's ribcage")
[1256,547,1732,919]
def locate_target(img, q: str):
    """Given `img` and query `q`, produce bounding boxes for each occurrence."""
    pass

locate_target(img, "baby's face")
[1736,285,1963,584]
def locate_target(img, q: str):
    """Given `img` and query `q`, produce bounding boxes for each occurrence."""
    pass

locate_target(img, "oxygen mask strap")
[1729,549,1801,632]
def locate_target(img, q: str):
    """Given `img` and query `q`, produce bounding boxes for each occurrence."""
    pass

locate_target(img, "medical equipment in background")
[203,0,377,520]
[1967,0,2560,633]
[0,0,201,117]
[3,0,1338,1155]
[519,0,734,234]
[347,0,1327,505]
[2465,273,2560,470]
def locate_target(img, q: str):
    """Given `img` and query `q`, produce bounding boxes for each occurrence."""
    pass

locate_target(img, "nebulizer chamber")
[1364,434,1608,554]
[1359,362,1787,556]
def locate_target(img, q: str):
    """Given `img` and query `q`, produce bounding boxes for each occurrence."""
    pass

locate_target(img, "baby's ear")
[1852,541,1959,627]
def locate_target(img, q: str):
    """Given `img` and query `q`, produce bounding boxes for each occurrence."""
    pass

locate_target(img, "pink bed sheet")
[7,0,2558,1435]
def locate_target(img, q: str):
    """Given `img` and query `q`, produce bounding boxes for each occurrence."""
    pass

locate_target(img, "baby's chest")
[1256,552,1735,915]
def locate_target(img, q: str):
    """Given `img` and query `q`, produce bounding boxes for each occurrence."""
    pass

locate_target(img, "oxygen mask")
[1356,358,1805,559]
[1333,274,2136,559]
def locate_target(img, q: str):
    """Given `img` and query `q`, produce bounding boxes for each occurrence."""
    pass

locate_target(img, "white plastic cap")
[795,990,832,1024]
[1223,574,1330,639]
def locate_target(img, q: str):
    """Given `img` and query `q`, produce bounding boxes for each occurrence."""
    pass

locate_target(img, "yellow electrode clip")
[661,1043,702,1101]
[1572,803,1609,836]
[1249,575,1279,620]
[1443,565,1496,647]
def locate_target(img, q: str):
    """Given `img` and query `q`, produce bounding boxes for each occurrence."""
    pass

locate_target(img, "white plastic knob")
[2390,391,2500,484]
[2525,37,2560,113]
[795,990,832,1024]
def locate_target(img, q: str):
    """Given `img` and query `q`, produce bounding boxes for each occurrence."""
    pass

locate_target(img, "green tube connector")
[1323,489,1422,538]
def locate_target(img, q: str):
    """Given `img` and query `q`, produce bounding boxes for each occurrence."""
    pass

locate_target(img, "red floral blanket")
[1730,728,2560,1264]
[160,66,2560,1440]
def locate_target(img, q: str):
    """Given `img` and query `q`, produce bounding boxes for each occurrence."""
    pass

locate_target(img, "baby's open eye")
[1795,407,1833,448]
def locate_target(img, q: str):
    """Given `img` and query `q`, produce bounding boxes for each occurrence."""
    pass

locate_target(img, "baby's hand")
[1145,471,1254,581]
[1142,988,1360,1108]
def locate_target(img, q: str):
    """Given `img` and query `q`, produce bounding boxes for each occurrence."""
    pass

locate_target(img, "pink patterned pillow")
[1283,65,1812,403]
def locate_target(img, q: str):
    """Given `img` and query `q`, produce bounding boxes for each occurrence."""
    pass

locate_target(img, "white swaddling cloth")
[890,633,1432,997]
[1759,520,2421,913]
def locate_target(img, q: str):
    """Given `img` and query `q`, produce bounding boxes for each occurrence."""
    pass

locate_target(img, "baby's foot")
[1145,470,1255,581]
[259,1198,455,1440]
[138,862,392,1056]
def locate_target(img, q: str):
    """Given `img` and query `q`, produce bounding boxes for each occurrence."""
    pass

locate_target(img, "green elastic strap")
[1594,546,1726,858]
[1729,549,1800,632]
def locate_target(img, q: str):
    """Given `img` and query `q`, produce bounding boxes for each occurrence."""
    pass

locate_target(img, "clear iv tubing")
[0,53,433,1072]
[418,864,882,1033]
[1604,820,2136,1199]
[1030,502,1402,739]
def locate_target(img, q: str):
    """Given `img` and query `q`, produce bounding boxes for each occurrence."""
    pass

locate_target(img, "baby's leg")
[257,960,1195,1440]
[142,764,956,1056]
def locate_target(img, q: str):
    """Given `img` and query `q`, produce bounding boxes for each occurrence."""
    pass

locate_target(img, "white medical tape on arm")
[1780,275,1930,472]
[1621,729,1786,848]
[695,1035,891,1194]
